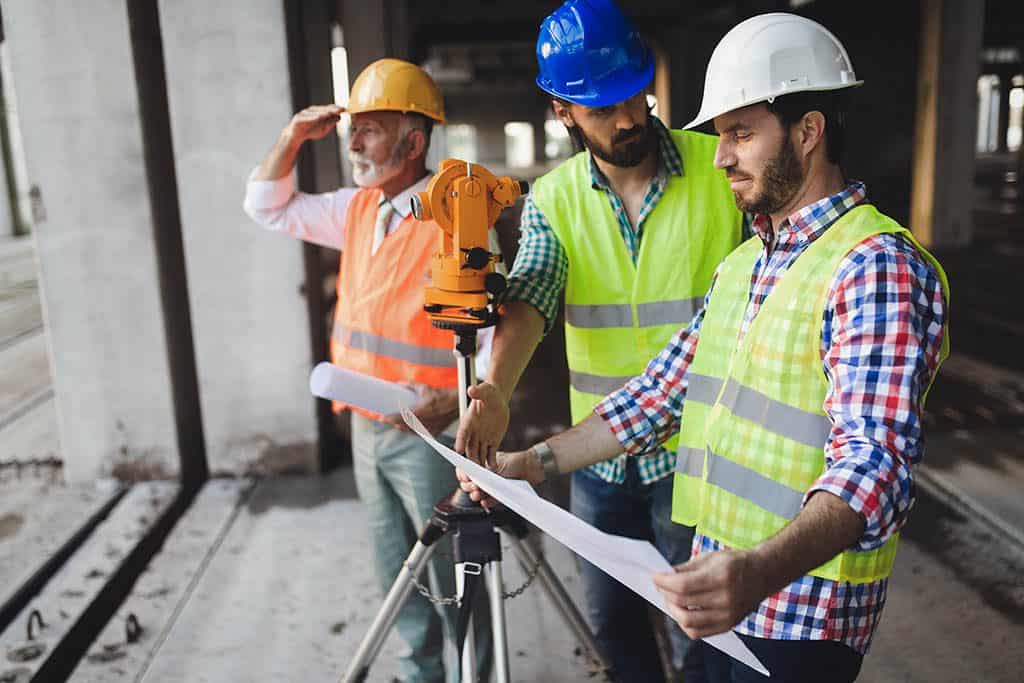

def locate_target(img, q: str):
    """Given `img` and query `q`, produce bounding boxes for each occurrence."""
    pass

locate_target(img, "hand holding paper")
[400,409,770,677]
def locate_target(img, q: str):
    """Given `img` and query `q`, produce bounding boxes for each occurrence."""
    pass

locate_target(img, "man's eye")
[734,132,751,141]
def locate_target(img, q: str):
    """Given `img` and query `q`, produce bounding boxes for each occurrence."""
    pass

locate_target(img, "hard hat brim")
[536,58,654,109]
[683,80,863,130]
[346,103,446,124]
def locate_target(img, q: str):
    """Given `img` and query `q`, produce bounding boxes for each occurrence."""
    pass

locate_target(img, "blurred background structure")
[0,1,1022,681]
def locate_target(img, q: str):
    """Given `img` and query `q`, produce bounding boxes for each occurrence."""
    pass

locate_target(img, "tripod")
[341,328,615,683]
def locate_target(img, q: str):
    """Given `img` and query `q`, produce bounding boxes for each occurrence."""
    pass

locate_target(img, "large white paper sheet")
[401,410,770,677]
[309,362,419,415]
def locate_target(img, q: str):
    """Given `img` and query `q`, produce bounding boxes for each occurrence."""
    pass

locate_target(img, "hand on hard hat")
[284,104,346,145]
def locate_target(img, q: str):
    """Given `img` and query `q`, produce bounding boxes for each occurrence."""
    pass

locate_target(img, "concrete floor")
[21,469,1011,682]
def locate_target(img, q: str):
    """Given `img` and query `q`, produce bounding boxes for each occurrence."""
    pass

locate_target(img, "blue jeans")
[699,634,862,682]
[571,461,699,683]
[351,413,491,683]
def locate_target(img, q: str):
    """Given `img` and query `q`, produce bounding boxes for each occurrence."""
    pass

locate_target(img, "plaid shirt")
[505,116,686,485]
[595,182,948,653]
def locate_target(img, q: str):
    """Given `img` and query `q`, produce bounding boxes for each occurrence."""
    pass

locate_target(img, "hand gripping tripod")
[341,161,615,683]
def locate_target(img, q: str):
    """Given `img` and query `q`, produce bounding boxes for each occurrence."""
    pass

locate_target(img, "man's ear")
[406,128,428,160]
[797,110,826,158]
[552,100,575,129]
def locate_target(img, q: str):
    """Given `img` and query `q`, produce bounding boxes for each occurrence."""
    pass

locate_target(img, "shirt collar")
[588,115,683,190]
[750,180,868,246]
[384,173,431,219]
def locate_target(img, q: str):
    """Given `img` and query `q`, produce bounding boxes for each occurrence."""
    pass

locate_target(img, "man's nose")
[615,107,641,132]
[714,141,735,170]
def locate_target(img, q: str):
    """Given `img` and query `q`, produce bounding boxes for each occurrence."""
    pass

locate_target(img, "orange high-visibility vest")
[331,188,457,419]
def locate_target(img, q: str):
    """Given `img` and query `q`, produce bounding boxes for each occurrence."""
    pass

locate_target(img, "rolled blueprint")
[309,362,419,415]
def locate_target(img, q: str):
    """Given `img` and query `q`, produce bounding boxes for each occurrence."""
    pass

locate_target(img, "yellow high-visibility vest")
[531,130,742,459]
[673,204,950,583]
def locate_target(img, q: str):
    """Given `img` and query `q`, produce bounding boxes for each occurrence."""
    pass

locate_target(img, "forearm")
[543,414,623,476]
[254,130,302,181]
[748,490,865,596]
[488,301,545,401]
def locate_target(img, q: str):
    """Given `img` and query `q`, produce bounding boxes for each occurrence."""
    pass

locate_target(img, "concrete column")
[159,0,317,474]
[339,0,408,77]
[2,1,180,482]
[910,0,985,248]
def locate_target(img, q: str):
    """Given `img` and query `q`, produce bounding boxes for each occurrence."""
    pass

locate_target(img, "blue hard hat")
[535,0,654,108]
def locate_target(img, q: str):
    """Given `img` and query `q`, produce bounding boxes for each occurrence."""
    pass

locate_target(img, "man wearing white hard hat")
[457,13,949,681]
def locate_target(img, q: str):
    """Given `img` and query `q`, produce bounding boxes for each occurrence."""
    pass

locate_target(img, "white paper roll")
[309,362,420,415]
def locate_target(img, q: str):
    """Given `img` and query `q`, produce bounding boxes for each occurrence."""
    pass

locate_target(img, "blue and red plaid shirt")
[595,181,948,653]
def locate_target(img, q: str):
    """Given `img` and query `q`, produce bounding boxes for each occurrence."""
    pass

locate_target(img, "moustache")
[612,126,646,145]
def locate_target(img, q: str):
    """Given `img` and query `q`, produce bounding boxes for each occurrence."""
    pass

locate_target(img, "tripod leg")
[342,540,438,683]
[507,537,617,681]
[484,562,511,683]
[454,563,479,682]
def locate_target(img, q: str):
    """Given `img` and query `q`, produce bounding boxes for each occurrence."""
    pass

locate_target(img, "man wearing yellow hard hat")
[243,58,491,683]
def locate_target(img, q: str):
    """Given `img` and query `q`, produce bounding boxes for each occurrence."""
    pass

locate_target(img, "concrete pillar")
[910,0,985,248]
[339,0,408,77]
[2,1,181,482]
[159,0,317,474]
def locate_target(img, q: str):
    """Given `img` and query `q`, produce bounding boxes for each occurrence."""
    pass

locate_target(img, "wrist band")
[532,440,559,482]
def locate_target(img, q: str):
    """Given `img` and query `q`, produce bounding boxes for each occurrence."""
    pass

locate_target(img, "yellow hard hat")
[347,58,446,123]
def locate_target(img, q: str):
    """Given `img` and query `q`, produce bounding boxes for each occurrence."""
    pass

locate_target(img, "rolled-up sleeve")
[594,276,716,456]
[809,234,948,551]
[242,167,354,250]
[504,196,569,335]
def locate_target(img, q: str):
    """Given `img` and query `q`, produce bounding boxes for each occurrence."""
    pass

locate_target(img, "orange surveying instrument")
[342,161,615,683]
[413,158,523,330]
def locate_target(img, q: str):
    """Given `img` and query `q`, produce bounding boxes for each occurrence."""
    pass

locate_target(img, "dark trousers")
[700,634,863,683]
[570,462,701,683]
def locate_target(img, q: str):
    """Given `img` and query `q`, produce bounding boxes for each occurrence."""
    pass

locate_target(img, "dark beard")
[577,119,654,168]
[735,136,805,215]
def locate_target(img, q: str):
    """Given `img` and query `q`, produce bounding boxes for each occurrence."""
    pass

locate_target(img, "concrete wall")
[2,1,180,482]
[159,0,317,474]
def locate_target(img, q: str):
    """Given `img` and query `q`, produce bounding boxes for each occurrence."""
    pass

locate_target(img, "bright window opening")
[544,118,572,160]
[445,124,478,162]
[504,122,535,168]
[1008,85,1024,153]
[977,74,1001,153]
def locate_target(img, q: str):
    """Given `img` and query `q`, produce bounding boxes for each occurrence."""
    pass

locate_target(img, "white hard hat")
[684,13,862,130]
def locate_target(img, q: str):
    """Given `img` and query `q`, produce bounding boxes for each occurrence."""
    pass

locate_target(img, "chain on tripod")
[403,544,542,607]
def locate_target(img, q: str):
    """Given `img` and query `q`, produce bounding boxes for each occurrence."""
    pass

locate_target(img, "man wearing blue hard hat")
[456,0,743,679]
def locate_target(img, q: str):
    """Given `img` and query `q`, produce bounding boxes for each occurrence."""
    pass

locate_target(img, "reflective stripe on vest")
[705,447,805,520]
[566,297,704,329]
[718,378,832,449]
[334,325,456,368]
[566,303,633,328]
[686,373,724,406]
[569,370,632,396]
[636,298,704,327]
[674,445,804,519]
[674,446,705,477]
